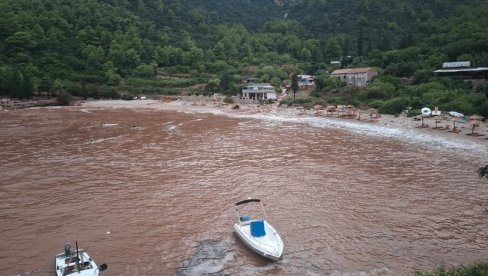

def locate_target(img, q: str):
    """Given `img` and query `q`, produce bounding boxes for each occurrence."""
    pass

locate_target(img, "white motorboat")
[55,242,107,276]
[233,199,283,261]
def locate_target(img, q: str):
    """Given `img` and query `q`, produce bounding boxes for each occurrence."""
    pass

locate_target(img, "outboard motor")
[64,243,71,257]
[98,263,108,272]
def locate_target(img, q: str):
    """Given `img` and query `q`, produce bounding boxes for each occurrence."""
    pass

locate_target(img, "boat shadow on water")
[175,240,234,276]
[176,238,281,276]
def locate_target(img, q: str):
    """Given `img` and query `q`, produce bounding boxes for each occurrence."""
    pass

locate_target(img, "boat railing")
[248,235,281,254]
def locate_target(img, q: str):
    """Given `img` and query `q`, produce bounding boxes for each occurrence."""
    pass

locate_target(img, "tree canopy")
[0,0,486,113]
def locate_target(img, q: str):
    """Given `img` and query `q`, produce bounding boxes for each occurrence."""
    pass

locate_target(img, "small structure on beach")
[313,104,324,115]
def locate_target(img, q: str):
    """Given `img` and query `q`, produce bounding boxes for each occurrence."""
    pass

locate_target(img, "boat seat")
[250,219,266,237]
[240,215,251,222]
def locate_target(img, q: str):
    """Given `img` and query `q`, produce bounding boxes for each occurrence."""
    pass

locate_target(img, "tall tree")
[281,64,296,79]
[291,73,298,101]
[357,16,367,57]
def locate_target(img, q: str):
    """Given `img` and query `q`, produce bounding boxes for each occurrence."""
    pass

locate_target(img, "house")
[298,75,315,89]
[330,67,377,87]
[433,61,488,89]
[242,83,277,100]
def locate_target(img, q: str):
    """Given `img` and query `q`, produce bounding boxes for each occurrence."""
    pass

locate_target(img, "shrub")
[442,99,475,115]
[478,100,488,118]
[414,263,488,276]
[293,96,314,105]
[309,89,321,98]
[98,86,118,99]
[57,92,72,106]
[366,80,395,99]
[121,94,134,100]
[280,96,313,107]
[223,96,234,104]
[378,97,409,115]
[409,97,425,109]
[367,100,385,109]
[327,97,348,105]
[133,64,156,78]
[407,109,421,117]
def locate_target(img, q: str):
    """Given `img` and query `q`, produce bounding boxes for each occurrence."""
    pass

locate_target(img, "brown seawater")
[0,105,487,275]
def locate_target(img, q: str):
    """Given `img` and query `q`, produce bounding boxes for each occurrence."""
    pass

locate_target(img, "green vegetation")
[56,91,72,106]
[0,0,486,115]
[223,96,234,105]
[414,263,488,276]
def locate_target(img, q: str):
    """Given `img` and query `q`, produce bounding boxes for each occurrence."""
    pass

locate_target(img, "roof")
[244,83,273,87]
[331,67,375,75]
[433,67,488,73]
[443,61,470,68]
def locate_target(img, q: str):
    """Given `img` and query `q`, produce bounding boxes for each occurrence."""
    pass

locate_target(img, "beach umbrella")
[346,105,354,111]
[368,108,378,117]
[313,104,324,114]
[468,114,484,134]
[326,105,337,116]
[468,114,484,122]
[450,117,460,132]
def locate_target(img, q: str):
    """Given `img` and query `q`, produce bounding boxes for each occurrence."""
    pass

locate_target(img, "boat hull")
[55,250,99,276]
[234,220,283,261]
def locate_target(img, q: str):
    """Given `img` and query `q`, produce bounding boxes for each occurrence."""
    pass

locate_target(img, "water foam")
[223,111,487,157]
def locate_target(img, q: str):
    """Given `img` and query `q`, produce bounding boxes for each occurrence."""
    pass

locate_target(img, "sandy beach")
[81,97,488,158]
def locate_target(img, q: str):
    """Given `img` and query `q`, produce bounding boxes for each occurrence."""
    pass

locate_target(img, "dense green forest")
[0,0,487,116]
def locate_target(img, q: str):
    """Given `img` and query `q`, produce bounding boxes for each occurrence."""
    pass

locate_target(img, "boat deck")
[234,219,283,258]
[55,251,98,276]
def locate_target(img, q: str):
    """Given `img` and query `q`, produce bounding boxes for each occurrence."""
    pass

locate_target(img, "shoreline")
[80,98,488,158]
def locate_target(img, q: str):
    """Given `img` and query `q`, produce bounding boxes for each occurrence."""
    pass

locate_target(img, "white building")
[242,83,277,100]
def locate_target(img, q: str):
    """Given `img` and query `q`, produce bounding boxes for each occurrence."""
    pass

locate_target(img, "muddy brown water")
[0,106,487,275]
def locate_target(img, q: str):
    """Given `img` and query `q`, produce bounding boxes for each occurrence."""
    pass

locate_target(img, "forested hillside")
[0,0,487,116]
